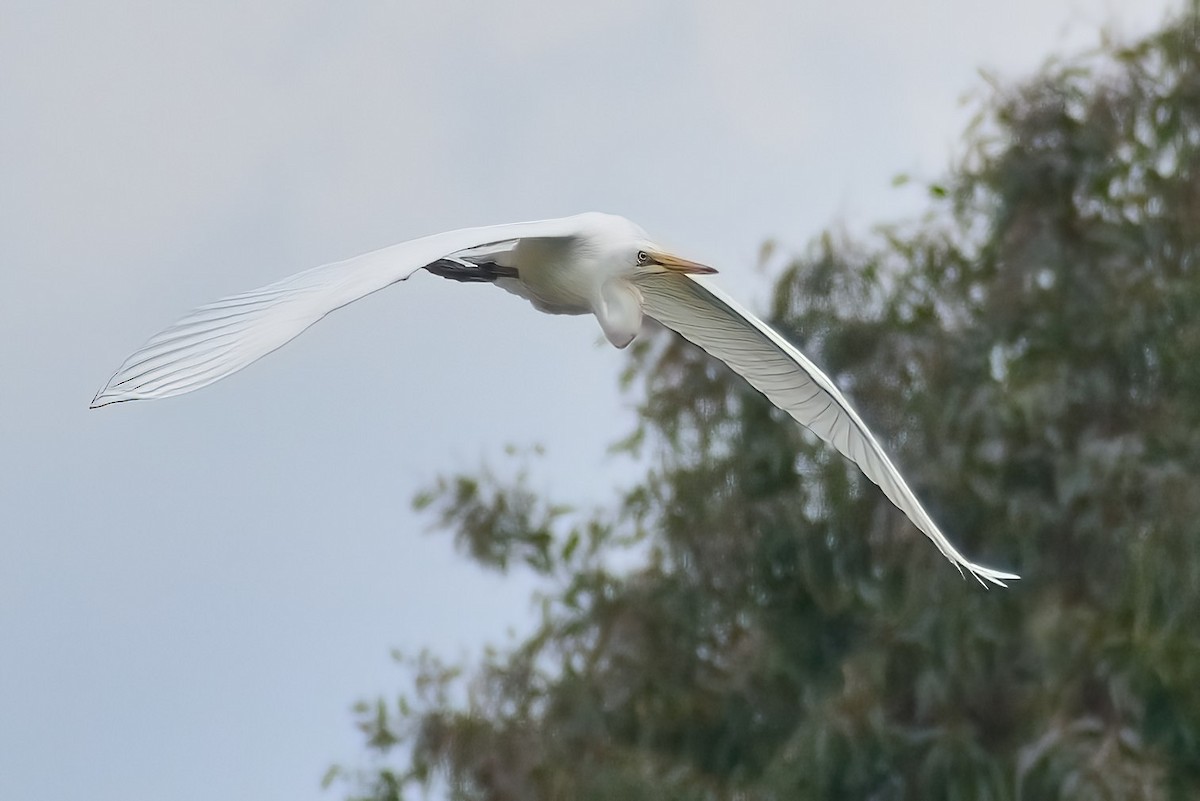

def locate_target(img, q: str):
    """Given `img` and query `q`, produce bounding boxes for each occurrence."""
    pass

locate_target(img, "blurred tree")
[332,11,1200,801]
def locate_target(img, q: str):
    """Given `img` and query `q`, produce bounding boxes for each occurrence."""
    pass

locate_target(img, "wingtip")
[90,386,133,409]
[967,564,1021,589]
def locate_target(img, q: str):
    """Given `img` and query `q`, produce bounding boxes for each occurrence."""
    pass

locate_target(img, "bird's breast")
[508,238,596,315]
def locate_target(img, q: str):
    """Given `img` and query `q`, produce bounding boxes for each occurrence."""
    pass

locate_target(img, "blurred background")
[0,2,1189,800]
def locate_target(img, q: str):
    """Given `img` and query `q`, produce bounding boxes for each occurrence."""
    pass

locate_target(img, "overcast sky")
[1,2,1177,800]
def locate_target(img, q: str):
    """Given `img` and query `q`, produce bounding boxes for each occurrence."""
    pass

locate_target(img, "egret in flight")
[92,212,1018,586]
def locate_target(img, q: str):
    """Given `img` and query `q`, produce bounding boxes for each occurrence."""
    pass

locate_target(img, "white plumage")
[93,212,1018,586]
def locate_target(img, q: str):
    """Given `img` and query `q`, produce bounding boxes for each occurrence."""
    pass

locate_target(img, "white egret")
[92,212,1018,586]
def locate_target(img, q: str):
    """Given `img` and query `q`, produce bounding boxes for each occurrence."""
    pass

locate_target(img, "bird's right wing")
[91,216,587,407]
[634,272,1018,587]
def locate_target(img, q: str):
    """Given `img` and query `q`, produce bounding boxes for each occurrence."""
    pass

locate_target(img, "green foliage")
[335,14,1200,801]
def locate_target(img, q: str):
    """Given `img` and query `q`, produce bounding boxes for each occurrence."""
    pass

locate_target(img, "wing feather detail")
[635,272,1019,587]
[91,216,590,406]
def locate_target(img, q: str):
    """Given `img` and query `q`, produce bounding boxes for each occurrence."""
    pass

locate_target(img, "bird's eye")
[637,250,650,265]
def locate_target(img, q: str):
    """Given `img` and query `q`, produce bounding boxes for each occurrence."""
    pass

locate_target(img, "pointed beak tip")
[654,252,717,275]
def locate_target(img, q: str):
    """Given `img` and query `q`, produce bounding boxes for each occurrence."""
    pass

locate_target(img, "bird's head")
[575,213,717,279]
[631,246,718,276]
[588,226,719,349]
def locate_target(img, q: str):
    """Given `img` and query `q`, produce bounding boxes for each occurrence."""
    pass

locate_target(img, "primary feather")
[633,272,1018,587]
[90,216,592,406]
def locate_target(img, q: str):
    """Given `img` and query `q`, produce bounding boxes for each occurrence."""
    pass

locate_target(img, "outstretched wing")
[91,216,586,407]
[634,271,1019,587]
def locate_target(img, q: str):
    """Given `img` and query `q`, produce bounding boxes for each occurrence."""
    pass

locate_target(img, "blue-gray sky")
[1,2,1174,800]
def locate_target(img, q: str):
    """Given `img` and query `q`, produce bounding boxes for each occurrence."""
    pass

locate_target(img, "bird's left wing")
[91,217,585,407]
[634,272,1018,586]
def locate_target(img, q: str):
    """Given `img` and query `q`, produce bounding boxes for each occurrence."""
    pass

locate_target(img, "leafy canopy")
[334,13,1200,801]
